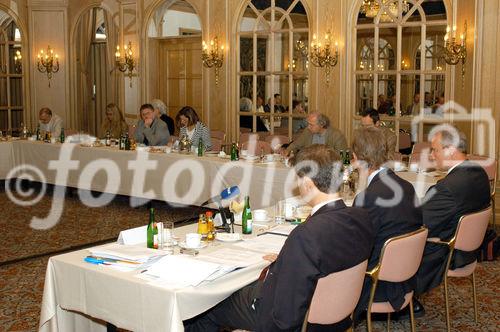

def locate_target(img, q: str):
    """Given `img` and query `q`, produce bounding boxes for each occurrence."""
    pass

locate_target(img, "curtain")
[104,10,120,111]
[75,8,96,133]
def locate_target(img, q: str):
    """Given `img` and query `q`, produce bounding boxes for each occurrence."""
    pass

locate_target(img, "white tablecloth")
[0,141,14,179]
[39,223,269,332]
[7,141,298,209]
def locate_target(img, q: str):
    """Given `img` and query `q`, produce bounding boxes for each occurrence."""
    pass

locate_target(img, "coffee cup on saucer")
[253,209,268,222]
[185,233,202,248]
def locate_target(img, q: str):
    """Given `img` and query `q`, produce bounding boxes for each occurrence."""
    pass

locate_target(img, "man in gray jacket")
[284,112,347,156]
[134,103,169,146]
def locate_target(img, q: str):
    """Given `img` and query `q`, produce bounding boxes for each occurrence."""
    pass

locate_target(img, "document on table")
[88,243,163,263]
[233,234,287,254]
[266,224,297,236]
[197,248,264,268]
[144,255,222,288]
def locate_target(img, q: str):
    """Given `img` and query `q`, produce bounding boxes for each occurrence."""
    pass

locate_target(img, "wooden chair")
[399,132,412,150]
[265,135,289,152]
[366,227,428,332]
[241,140,272,155]
[210,137,222,152]
[128,124,136,138]
[467,155,498,230]
[427,207,491,331]
[210,130,226,142]
[239,132,260,144]
[301,260,368,332]
[239,127,252,134]
[411,141,431,154]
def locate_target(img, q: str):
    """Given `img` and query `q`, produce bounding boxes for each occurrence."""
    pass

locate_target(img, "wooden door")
[158,36,202,130]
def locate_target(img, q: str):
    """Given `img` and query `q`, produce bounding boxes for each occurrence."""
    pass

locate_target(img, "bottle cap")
[205,211,213,217]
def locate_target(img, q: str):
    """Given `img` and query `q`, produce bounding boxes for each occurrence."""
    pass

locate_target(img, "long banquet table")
[1,141,438,208]
[2,140,298,209]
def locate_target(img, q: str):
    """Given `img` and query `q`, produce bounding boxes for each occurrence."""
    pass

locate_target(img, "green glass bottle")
[125,134,131,150]
[241,196,252,234]
[60,128,65,143]
[198,138,203,156]
[36,125,40,141]
[344,149,351,165]
[147,207,158,249]
[230,142,238,161]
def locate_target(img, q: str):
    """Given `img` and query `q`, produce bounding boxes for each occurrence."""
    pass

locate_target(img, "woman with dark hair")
[176,106,212,150]
[100,103,128,138]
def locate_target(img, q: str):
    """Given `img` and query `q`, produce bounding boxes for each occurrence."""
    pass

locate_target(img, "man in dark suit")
[185,145,374,332]
[416,125,490,295]
[351,127,423,321]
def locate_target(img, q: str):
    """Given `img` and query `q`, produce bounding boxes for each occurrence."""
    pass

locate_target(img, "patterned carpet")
[0,183,499,331]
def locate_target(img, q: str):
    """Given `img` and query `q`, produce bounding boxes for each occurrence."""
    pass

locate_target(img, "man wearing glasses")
[414,125,490,309]
[283,112,347,157]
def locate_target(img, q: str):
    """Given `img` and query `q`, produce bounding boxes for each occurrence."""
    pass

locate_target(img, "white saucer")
[253,217,272,223]
[178,241,207,250]
[216,233,242,242]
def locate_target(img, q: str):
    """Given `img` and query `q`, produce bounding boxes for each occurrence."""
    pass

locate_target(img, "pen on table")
[88,256,141,265]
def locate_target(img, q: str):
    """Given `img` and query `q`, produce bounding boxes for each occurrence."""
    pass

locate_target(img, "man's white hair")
[151,99,167,115]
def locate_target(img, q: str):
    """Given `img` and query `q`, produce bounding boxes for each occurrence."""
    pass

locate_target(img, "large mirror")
[146,0,202,131]
[354,0,447,145]
[237,0,309,139]
[0,10,23,133]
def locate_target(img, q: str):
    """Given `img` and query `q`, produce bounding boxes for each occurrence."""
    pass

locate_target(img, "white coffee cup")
[50,137,57,144]
[253,209,268,221]
[241,149,248,157]
[409,163,419,172]
[185,233,201,248]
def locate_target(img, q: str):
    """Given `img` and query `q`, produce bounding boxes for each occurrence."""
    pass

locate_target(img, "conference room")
[0,0,499,331]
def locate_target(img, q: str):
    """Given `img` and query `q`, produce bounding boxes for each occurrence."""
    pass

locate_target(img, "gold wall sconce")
[37,46,59,87]
[442,21,467,87]
[115,41,136,87]
[310,30,339,84]
[202,36,224,85]
[14,50,22,73]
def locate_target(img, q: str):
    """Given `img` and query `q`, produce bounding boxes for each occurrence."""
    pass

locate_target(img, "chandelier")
[360,0,410,23]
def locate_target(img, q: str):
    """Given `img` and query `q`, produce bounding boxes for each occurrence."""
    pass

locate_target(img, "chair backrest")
[399,132,411,150]
[128,124,136,138]
[265,135,289,151]
[210,130,225,142]
[169,135,178,144]
[242,140,272,155]
[411,141,431,154]
[408,151,436,170]
[467,155,497,181]
[64,129,78,137]
[240,132,260,144]
[392,152,403,162]
[210,137,222,152]
[239,127,251,134]
[377,227,428,282]
[454,207,492,252]
[306,260,368,325]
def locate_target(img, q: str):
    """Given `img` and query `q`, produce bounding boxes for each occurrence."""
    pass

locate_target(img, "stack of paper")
[197,248,266,281]
[144,255,222,287]
[233,234,287,253]
[89,243,164,264]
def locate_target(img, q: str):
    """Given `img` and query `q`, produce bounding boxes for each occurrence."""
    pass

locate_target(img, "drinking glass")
[274,200,285,224]
[162,221,175,255]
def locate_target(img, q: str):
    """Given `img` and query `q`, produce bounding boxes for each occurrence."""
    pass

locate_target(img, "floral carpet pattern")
[0,184,499,331]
